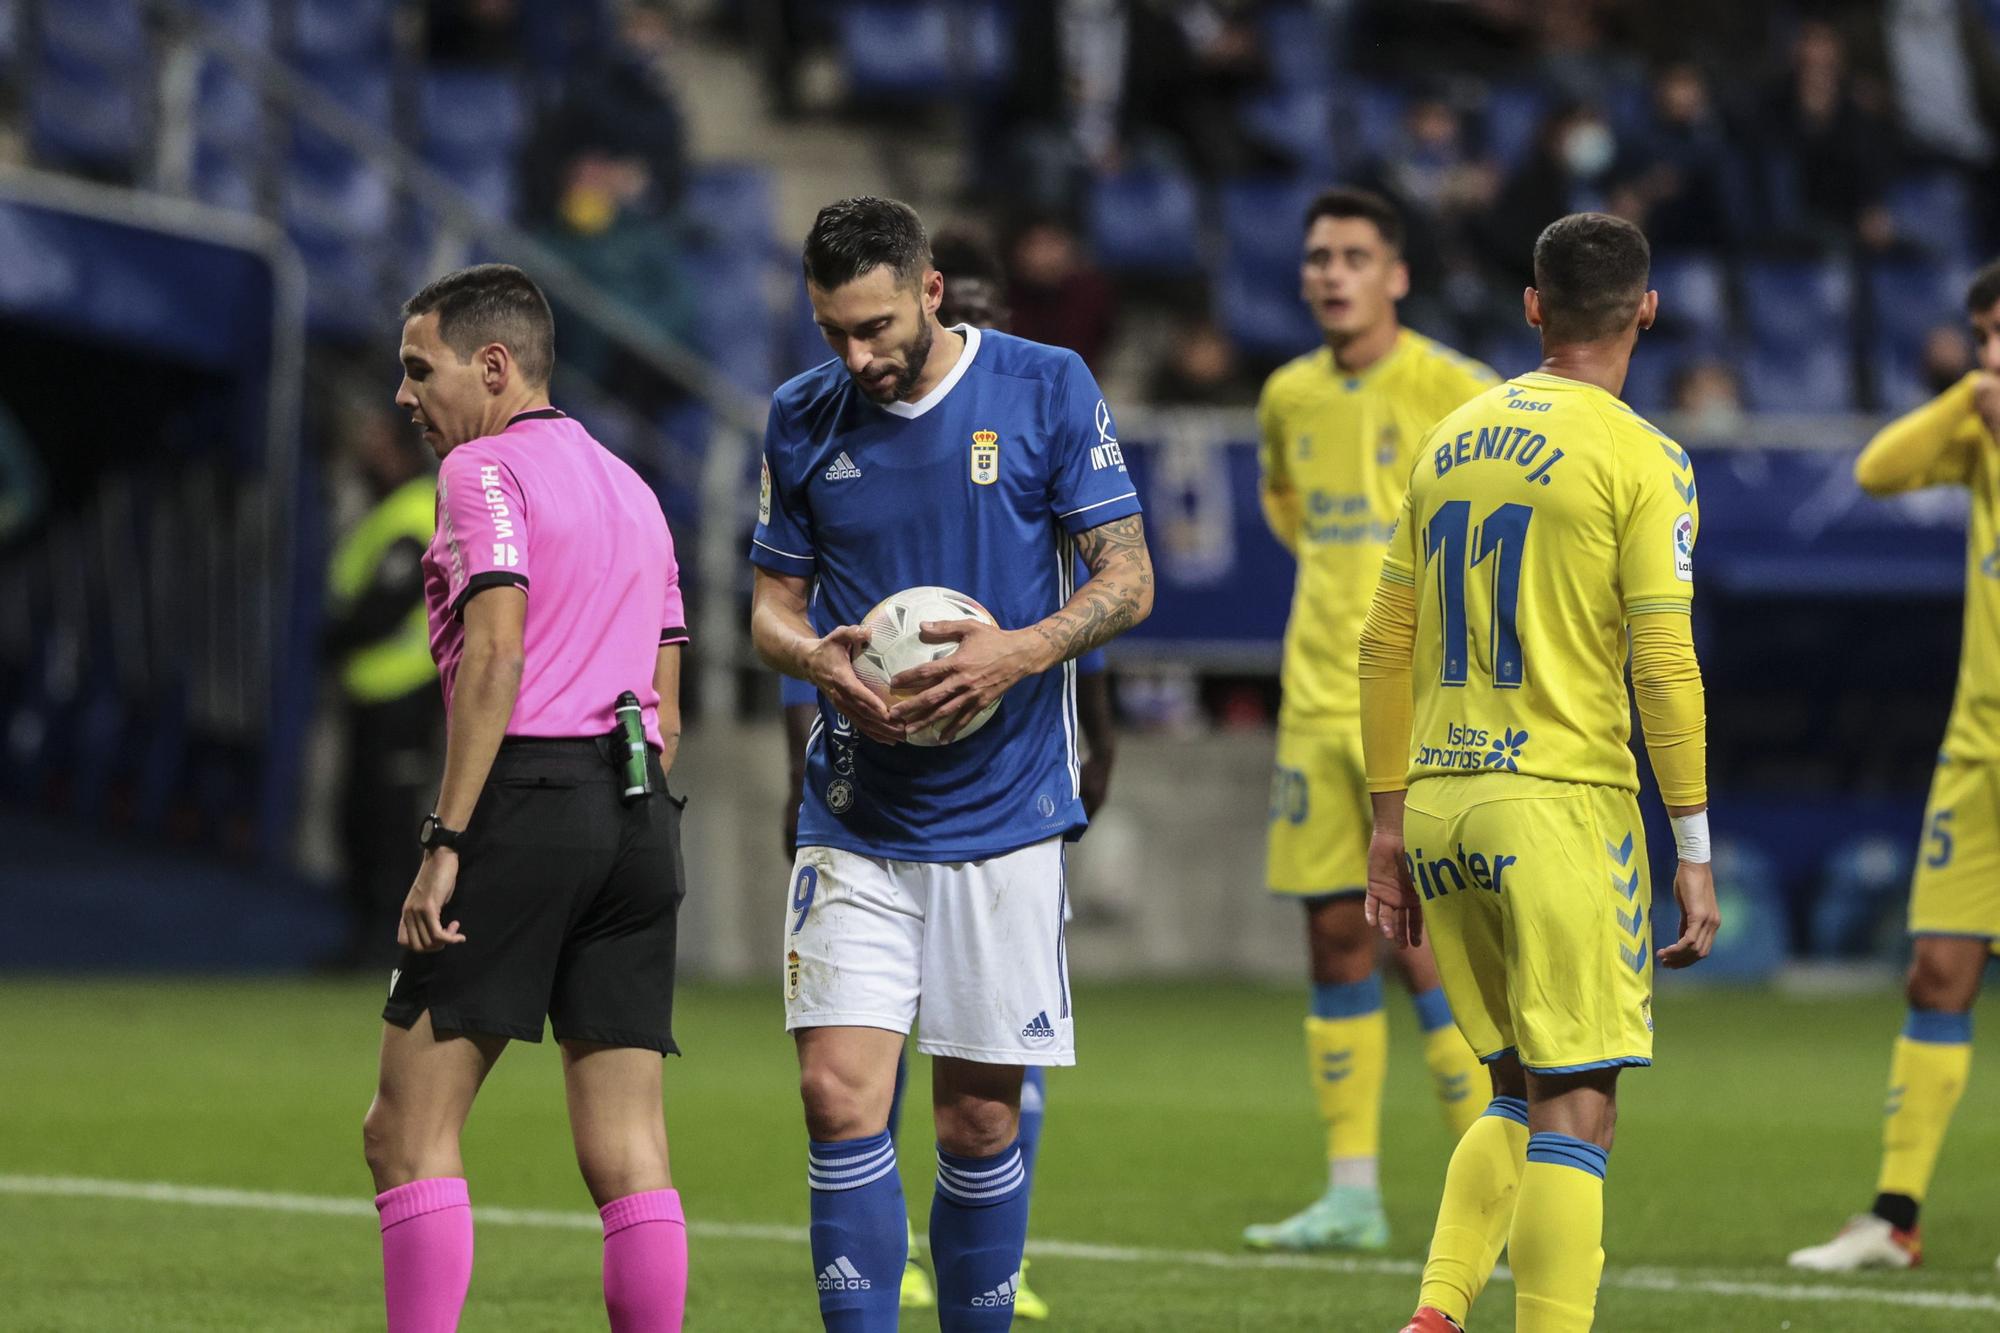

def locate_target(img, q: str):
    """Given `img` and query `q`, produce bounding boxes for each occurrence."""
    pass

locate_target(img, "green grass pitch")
[1,978,1995,1330]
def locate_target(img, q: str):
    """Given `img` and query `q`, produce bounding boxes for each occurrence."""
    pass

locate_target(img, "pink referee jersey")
[422,408,687,747]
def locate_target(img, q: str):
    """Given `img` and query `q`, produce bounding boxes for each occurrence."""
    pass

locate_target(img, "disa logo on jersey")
[971,430,999,485]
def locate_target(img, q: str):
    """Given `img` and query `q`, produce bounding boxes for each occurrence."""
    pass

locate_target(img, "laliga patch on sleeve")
[758,456,772,526]
[1673,512,1694,581]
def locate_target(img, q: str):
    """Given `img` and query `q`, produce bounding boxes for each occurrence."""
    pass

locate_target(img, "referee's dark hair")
[402,263,556,387]
[803,196,931,293]
[1968,258,2000,315]
[1532,212,1652,343]
[1303,187,1405,255]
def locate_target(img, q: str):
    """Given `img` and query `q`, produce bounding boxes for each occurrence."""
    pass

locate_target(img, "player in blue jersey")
[751,196,1154,1331]
[773,225,1119,1321]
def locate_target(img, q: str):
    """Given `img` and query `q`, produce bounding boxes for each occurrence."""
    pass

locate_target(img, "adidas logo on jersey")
[824,452,863,481]
[817,1256,870,1291]
[972,1272,1020,1307]
[1020,1011,1055,1041]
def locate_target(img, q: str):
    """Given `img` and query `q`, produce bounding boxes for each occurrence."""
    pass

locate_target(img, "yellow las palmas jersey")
[1854,379,2000,760]
[1258,329,1496,731]
[1380,371,1699,791]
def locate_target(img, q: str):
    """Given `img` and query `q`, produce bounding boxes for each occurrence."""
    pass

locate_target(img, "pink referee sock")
[375,1177,473,1333]
[601,1188,688,1332]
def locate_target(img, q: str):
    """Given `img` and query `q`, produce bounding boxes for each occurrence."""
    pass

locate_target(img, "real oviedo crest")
[970,430,999,486]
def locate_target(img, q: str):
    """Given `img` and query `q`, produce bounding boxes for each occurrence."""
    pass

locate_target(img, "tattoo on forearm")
[1034,515,1151,663]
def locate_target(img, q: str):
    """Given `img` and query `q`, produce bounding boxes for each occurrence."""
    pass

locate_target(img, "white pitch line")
[3,1175,1997,1315]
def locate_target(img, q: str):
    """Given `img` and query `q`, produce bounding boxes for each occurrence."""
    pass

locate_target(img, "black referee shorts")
[383,737,686,1054]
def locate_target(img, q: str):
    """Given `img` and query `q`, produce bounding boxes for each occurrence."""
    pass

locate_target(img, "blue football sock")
[1410,985,1456,1034]
[887,1049,909,1144]
[932,1141,1030,1329]
[808,1131,905,1331]
[1018,1066,1047,1195]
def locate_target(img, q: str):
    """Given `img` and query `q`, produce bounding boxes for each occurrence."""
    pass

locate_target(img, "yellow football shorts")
[1266,726,1370,898]
[1404,773,1655,1074]
[1909,758,2000,946]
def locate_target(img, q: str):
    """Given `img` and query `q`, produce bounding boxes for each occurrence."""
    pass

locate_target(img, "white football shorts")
[782,837,1074,1066]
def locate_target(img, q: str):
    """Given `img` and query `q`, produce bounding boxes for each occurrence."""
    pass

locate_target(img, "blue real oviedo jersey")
[751,326,1142,861]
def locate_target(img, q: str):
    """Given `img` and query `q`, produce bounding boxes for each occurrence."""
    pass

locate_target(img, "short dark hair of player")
[803,196,931,293]
[1968,259,2000,316]
[401,263,556,386]
[1531,212,1652,343]
[1302,188,1405,255]
[930,225,1005,290]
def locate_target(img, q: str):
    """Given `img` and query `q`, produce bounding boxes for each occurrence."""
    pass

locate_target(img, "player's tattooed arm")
[1032,514,1156,665]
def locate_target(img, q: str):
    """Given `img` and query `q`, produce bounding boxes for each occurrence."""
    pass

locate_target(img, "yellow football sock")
[1424,1024,1487,1139]
[1306,996,1388,1172]
[1510,1135,1607,1333]
[1417,1099,1529,1325]
[1876,1011,1974,1204]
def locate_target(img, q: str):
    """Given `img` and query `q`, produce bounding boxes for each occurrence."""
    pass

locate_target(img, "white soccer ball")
[851,585,1001,746]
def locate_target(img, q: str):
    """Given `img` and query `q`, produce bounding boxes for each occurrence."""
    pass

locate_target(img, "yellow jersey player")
[1789,259,2000,1275]
[1244,188,1496,1254]
[1358,213,1721,1333]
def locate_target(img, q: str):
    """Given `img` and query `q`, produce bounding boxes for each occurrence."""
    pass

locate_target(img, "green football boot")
[1242,1185,1390,1252]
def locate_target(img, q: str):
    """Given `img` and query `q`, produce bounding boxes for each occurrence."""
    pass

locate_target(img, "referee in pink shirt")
[361,264,690,1332]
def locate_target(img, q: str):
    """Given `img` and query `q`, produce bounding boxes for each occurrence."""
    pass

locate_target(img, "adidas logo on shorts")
[817,1256,870,1291]
[1020,1011,1055,1041]
[972,1271,1020,1308]
[824,451,863,481]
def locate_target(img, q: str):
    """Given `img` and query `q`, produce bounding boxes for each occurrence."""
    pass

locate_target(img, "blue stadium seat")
[1887,172,1977,264]
[1215,267,1317,360]
[1087,167,1204,274]
[839,1,1010,99]
[195,58,262,155]
[41,0,147,66]
[193,146,257,212]
[187,0,273,47]
[1865,258,1971,350]
[1741,258,1851,351]
[289,230,385,338]
[1868,334,1929,414]
[1242,87,1337,175]
[292,63,391,169]
[1648,252,1727,332]
[428,158,515,221]
[1622,338,1699,414]
[1337,82,1406,170]
[1218,178,1318,275]
[420,69,527,159]
[1480,85,1547,170]
[1260,4,1335,90]
[1741,344,1856,411]
[684,164,776,256]
[687,247,773,393]
[293,0,391,62]
[30,44,143,172]
[418,70,526,218]
[1475,328,1542,380]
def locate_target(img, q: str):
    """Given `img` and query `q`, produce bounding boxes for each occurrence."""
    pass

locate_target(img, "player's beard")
[881,316,933,403]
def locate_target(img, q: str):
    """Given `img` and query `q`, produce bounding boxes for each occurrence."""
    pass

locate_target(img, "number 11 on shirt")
[1425,501,1534,688]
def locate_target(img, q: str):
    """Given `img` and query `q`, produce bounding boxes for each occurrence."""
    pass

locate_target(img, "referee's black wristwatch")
[418,813,465,853]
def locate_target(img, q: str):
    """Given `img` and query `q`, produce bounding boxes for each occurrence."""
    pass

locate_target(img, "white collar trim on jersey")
[877,324,980,420]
